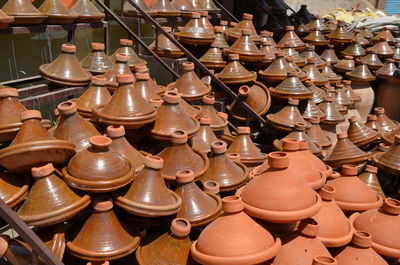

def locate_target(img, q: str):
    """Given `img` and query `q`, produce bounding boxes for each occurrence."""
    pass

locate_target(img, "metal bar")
[95,0,179,79]
[0,199,64,265]
[212,0,239,22]
[126,0,267,124]
[1,75,42,86]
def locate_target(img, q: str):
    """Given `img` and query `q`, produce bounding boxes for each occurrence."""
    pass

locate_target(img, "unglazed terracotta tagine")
[38,0,78,24]
[302,57,328,86]
[277,25,305,51]
[272,218,332,265]
[67,195,140,261]
[0,9,14,29]
[166,62,211,101]
[215,53,256,84]
[174,12,214,45]
[191,116,219,153]
[307,117,333,148]
[53,101,101,152]
[151,26,184,58]
[135,218,192,265]
[334,231,388,265]
[318,96,345,125]
[115,155,182,217]
[80,42,112,74]
[200,95,228,131]
[258,52,293,82]
[0,170,29,208]
[373,134,400,175]
[324,132,370,169]
[327,21,353,44]
[360,51,383,70]
[157,130,208,181]
[334,55,355,74]
[151,91,199,141]
[111,39,147,70]
[312,184,354,247]
[374,107,398,133]
[70,0,105,23]
[93,74,157,130]
[40,43,91,86]
[269,71,312,100]
[224,29,264,62]
[191,196,281,265]
[224,13,261,44]
[267,98,310,132]
[201,140,248,192]
[106,125,145,173]
[174,170,222,226]
[227,126,266,167]
[237,152,322,223]
[353,198,400,258]
[2,0,47,24]
[359,165,386,198]
[63,135,135,193]
[199,42,227,70]
[297,140,333,178]
[320,45,339,64]
[0,110,75,173]
[18,163,90,226]
[104,53,134,92]
[347,115,379,147]
[327,164,383,212]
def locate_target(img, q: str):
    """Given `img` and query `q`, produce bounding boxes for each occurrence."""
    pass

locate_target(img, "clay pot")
[374,107,398,133]
[272,218,332,265]
[371,26,395,44]
[149,0,180,16]
[226,127,266,167]
[70,0,105,23]
[320,45,339,64]
[115,155,182,217]
[259,40,277,64]
[305,79,327,104]
[258,52,293,82]
[353,198,400,258]
[373,134,400,175]
[347,115,379,147]
[224,13,261,44]
[174,12,214,45]
[359,165,386,198]
[38,0,78,24]
[318,96,345,125]
[40,43,91,86]
[360,25,374,39]
[224,29,264,62]
[191,116,219,154]
[327,21,353,44]
[352,29,370,46]
[298,140,333,177]
[303,98,326,122]
[302,57,328,86]
[368,37,394,59]
[191,196,281,265]
[0,10,14,29]
[135,64,166,96]
[334,83,352,107]
[300,45,326,68]
[166,62,211,101]
[307,116,333,148]
[215,54,257,84]
[35,223,66,260]
[63,135,135,193]
[269,72,312,100]
[199,0,220,12]
[171,0,195,12]
[360,51,383,70]
[111,39,147,70]
[213,26,229,48]
[376,58,399,79]
[267,98,310,132]
[151,91,200,141]
[343,80,361,103]
[93,74,157,130]
[306,16,329,33]
[304,29,329,46]
[327,164,383,212]
[0,170,29,209]
[334,55,355,74]
[104,53,134,92]
[174,170,222,226]
[199,42,227,70]
[393,43,400,62]
[2,0,47,24]
[346,61,376,83]
[157,130,209,181]
[106,125,145,173]
[312,185,354,247]
[260,30,277,47]
[18,163,90,226]
[341,40,366,58]
[0,110,75,173]
[201,140,248,192]
[199,11,214,34]
[365,114,383,132]
[238,151,322,223]
[67,195,140,261]
[53,101,101,152]
[321,63,342,84]
[135,218,192,264]
[200,95,228,131]
[80,42,112,74]
[151,26,184,58]
[277,25,305,51]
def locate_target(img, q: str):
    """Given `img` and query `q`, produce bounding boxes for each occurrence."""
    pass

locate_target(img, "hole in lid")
[205,181,217,187]
[175,219,189,228]
[386,198,400,207]
[174,130,185,136]
[148,155,161,161]
[355,231,370,238]
[322,185,335,192]
[223,195,240,202]
[269,152,288,158]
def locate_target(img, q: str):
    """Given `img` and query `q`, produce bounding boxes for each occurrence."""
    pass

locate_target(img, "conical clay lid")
[191,117,219,154]
[215,54,256,84]
[270,72,312,100]
[18,163,90,227]
[174,12,214,45]
[303,98,326,121]
[375,58,399,79]
[200,95,228,131]
[80,42,112,74]
[171,0,195,11]
[302,57,328,86]
[267,98,310,131]
[213,26,229,49]
[38,0,78,24]
[277,26,305,50]
[70,0,105,23]
[347,116,379,147]
[224,29,264,62]
[103,53,134,92]
[341,41,366,58]
[258,52,293,82]
[374,107,398,133]
[360,25,374,39]
[2,0,47,24]
[304,30,329,46]
[346,61,376,82]
[111,39,147,69]
[152,26,184,58]
[224,13,261,43]
[371,27,394,44]
[200,43,227,70]
[300,45,326,68]
[318,96,345,125]
[368,37,394,58]
[123,0,149,16]
[358,165,386,199]
[327,21,353,44]
[321,63,342,83]
[134,72,162,101]
[307,117,333,148]
[361,51,383,70]
[373,134,400,175]
[149,0,180,16]
[320,45,339,64]
[0,170,29,208]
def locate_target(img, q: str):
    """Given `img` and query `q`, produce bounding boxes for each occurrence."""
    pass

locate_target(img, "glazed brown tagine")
[360,50,383,70]
[63,135,135,193]
[111,39,147,70]
[302,57,328,86]
[320,45,339,64]
[213,26,229,48]
[373,134,400,175]
[0,110,75,173]
[38,0,78,24]
[104,53,134,93]
[267,98,310,132]
[199,42,227,70]
[347,115,379,147]
[341,40,366,58]
[115,155,182,217]
[200,95,228,132]
[135,72,164,101]
[70,0,105,23]
[190,196,281,265]
[276,25,305,51]
[303,29,329,46]
[0,170,29,208]
[327,21,353,44]
[224,13,261,44]
[269,71,312,100]
[317,96,345,125]
[353,29,370,46]
[174,12,214,45]
[300,45,326,69]
[258,52,293,83]
[224,29,264,62]
[215,53,257,84]
[191,116,219,154]
[374,107,398,133]
[80,42,112,74]
[371,26,395,44]
[334,55,355,74]
[368,37,394,59]
[358,165,386,198]
[307,117,333,149]
[152,26,184,58]
[2,0,47,24]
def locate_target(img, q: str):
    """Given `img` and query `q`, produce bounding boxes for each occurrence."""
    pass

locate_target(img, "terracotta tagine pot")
[174,12,214,45]
[191,116,218,154]
[149,0,180,16]
[324,132,370,169]
[302,57,328,86]
[277,25,305,51]
[93,74,156,130]
[38,0,78,24]
[35,223,66,260]
[334,231,388,265]
[297,140,333,177]
[115,155,182,217]
[267,98,310,132]
[70,0,105,22]
[307,116,333,148]
[224,13,261,44]
[104,53,134,92]
[382,126,400,145]
[226,126,266,167]
[272,218,332,265]
[151,91,199,141]
[333,83,352,107]
[346,60,376,83]
[360,25,374,39]
[318,96,345,125]
[106,125,145,173]
[215,54,257,84]
[53,101,101,152]
[199,42,227,70]
[300,45,326,69]
[135,218,192,264]
[280,44,307,69]
[312,184,354,247]
[171,0,195,13]
[307,16,329,33]
[190,196,281,265]
[259,39,277,65]
[134,72,163,101]
[368,37,394,59]
[258,52,293,83]
[213,26,229,48]
[373,134,400,175]
[2,0,47,24]
[200,95,228,132]
[174,170,222,226]
[0,170,29,209]
[320,45,339,64]
[374,107,398,133]
[360,50,383,70]
[151,26,184,58]
[327,21,353,45]
[111,39,147,70]
[260,30,277,46]
[200,0,220,12]
[334,55,355,74]
[224,29,264,62]
[166,62,211,101]
[67,195,140,261]
[0,9,14,29]
[352,198,400,258]
[327,164,383,212]
[341,40,366,58]
[157,130,209,181]
[135,64,166,96]
[201,140,248,192]
[63,135,135,193]
[358,165,386,198]
[199,11,214,34]
[305,79,327,104]
[365,114,383,132]
[393,43,400,61]
[80,42,112,74]
[0,110,75,173]
[237,151,322,223]
[371,26,395,44]
[18,163,90,226]
[40,43,91,86]
[352,29,370,46]
[347,115,379,147]
[343,80,361,103]
[269,71,312,100]
[321,62,342,84]
[303,29,329,47]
